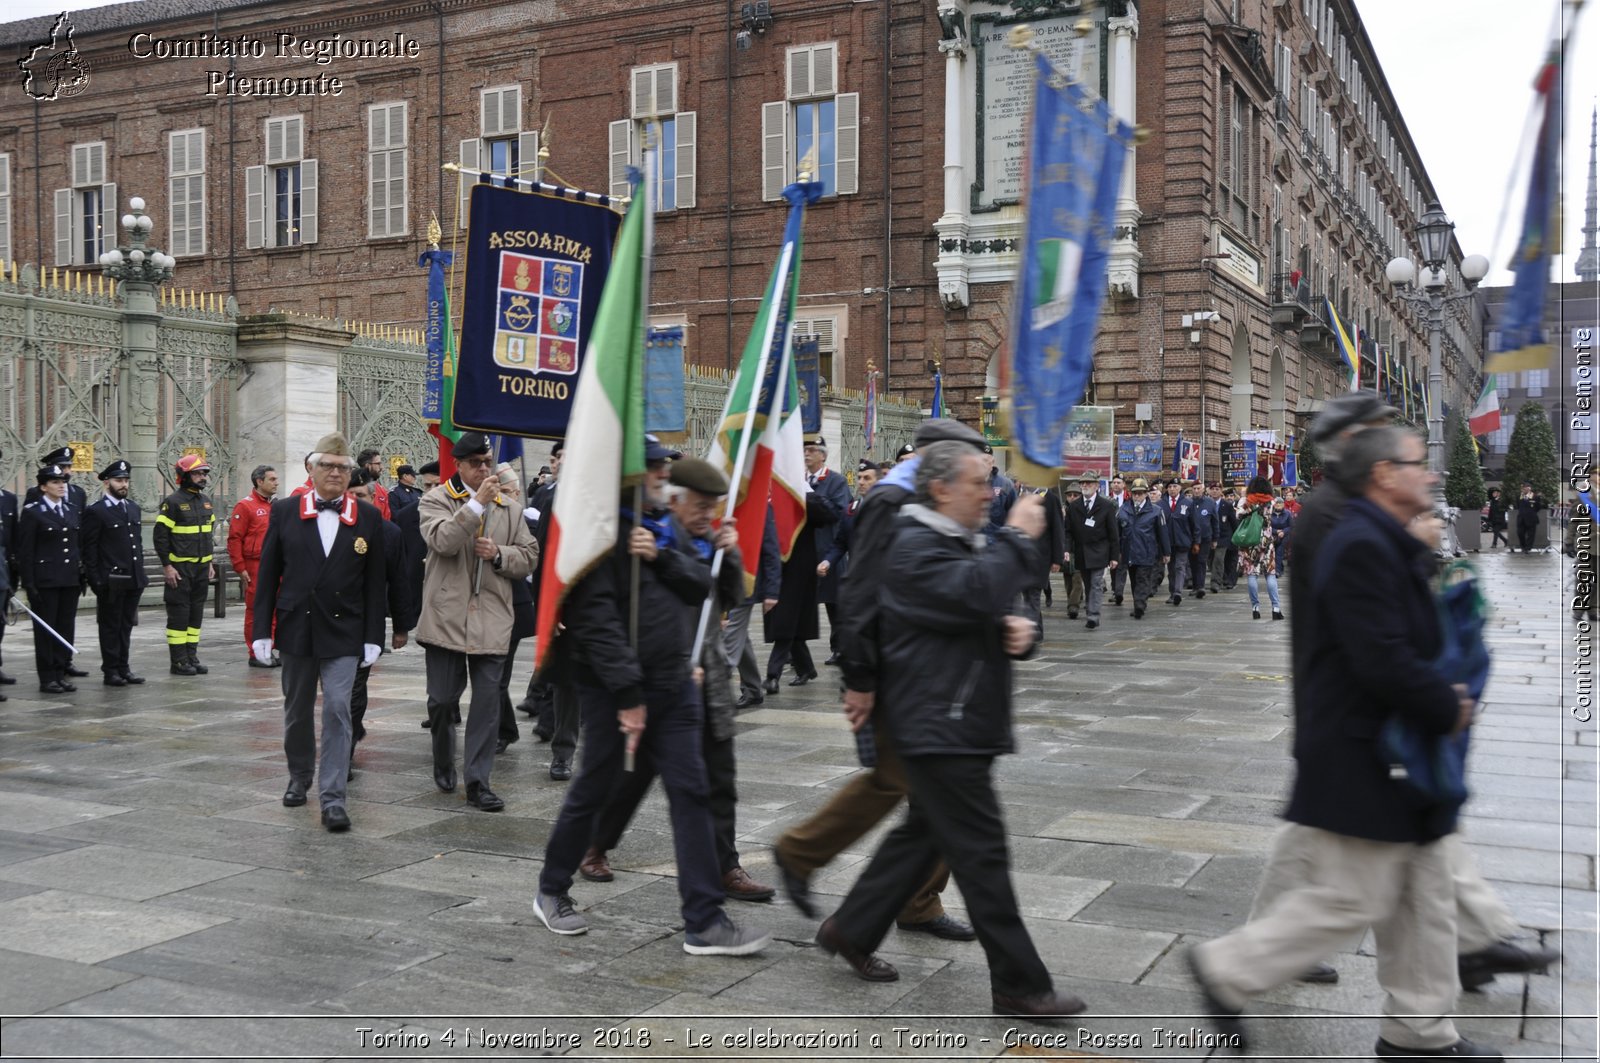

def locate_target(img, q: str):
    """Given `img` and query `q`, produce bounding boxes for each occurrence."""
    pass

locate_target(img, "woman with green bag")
[1234,476,1282,620]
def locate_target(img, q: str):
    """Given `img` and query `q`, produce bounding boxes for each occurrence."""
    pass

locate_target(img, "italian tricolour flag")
[533,161,651,673]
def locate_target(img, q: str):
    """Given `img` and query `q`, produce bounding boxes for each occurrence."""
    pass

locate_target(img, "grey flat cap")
[1310,393,1398,444]
[913,418,985,448]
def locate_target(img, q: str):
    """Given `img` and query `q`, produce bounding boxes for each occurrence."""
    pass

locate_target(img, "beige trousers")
[1195,824,1459,1049]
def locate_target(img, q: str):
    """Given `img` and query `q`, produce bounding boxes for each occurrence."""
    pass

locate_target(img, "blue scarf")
[618,507,713,560]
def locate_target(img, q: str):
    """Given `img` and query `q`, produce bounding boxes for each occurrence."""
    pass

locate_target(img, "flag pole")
[623,142,660,772]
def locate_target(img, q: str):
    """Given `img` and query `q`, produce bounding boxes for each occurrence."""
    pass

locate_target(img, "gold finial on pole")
[797,147,819,184]
[427,213,442,250]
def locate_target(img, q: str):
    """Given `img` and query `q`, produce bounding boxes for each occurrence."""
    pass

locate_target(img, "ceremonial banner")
[455,178,623,439]
[1116,434,1163,474]
[1060,406,1115,479]
[1284,448,1299,488]
[1221,440,1258,486]
[419,248,452,422]
[1177,439,1201,481]
[794,335,823,434]
[644,326,686,433]
[931,366,946,419]
[1005,52,1132,484]
[1325,297,1360,389]
[863,367,878,451]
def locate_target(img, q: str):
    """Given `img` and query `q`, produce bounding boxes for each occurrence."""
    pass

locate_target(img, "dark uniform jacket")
[378,516,419,635]
[1287,497,1462,843]
[879,507,1038,758]
[763,489,842,643]
[25,483,88,511]
[807,467,852,605]
[0,489,17,593]
[252,493,388,659]
[838,467,917,694]
[81,494,150,590]
[153,487,216,565]
[1164,493,1197,551]
[1066,492,1121,572]
[16,499,82,591]
[1214,495,1239,543]
[1117,499,1170,567]
[1191,495,1218,545]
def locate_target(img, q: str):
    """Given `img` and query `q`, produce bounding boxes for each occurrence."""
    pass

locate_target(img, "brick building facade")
[1,0,1483,478]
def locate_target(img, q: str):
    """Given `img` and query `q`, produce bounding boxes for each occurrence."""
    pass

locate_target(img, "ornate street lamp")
[98,196,177,283]
[1386,200,1489,552]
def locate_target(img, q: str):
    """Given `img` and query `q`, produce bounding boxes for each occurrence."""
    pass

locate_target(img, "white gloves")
[251,639,274,663]
[361,643,381,668]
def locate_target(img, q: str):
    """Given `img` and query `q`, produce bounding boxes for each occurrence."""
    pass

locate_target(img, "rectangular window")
[1572,420,1598,449]
[54,141,114,265]
[1524,368,1549,396]
[168,129,205,256]
[246,115,317,248]
[609,64,697,211]
[461,86,537,227]
[368,102,408,238]
[763,43,859,201]
[791,309,845,389]
[0,153,10,265]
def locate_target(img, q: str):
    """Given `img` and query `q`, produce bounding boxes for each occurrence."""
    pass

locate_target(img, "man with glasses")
[416,433,540,811]
[251,433,387,832]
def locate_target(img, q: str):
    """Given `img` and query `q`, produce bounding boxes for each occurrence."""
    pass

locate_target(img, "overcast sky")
[6,0,1595,288]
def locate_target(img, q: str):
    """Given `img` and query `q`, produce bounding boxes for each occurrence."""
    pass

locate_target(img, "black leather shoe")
[736,691,764,709]
[788,671,817,686]
[57,681,77,692]
[516,700,538,717]
[494,738,511,754]
[1132,607,1145,619]
[1297,961,1339,984]
[823,653,841,666]
[1196,590,1206,599]
[1085,619,1098,630]
[104,673,128,687]
[0,669,16,684]
[466,783,505,812]
[1458,939,1560,991]
[39,680,71,694]
[773,847,816,918]
[816,917,898,982]
[65,665,88,677]
[897,914,977,941]
[282,780,308,807]
[1067,611,1078,619]
[763,677,780,695]
[189,658,209,675]
[121,671,145,684]
[1112,595,1123,605]
[549,759,573,781]
[321,806,351,832]
[532,727,552,742]
[992,989,1088,1021]
[1374,1036,1503,1061]
[433,766,457,793]
[248,656,275,668]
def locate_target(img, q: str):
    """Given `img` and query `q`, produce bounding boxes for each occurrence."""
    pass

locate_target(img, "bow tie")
[315,496,343,512]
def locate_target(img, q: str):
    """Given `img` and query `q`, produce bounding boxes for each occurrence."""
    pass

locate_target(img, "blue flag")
[931,367,945,419]
[1007,53,1132,482]
[644,326,686,433]
[418,248,454,422]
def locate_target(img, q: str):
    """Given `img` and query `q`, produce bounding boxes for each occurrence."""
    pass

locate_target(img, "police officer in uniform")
[0,448,18,687]
[155,454,217,675]
[25,446,89,511]
[16,465,82,693]
[81,460,149,686]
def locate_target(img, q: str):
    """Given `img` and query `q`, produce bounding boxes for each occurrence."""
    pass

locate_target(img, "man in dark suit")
[81,460,149,686]
[764,436,847,689]
[0,449,18,687]
[252,432,387,833]
[1065,474,1120,630]
[16,465,82,693]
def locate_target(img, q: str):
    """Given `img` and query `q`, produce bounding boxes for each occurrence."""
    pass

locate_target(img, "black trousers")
[498,636,524,743]
[766,638,815,680]
[823,602,841,654]
[94,587,141,676]
[350,659,372,744]
[1129,564,1160,611]
[830,753,1052,997]
[28,586,77,684]
[1189,543,1212,593]
[163,562,208,652]
[591,701,741,875]
[1517,519,1538,551]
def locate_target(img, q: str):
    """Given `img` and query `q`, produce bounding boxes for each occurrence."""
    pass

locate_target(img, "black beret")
[804,436,827,450]
[418,461,440,476]
[451,432,492,459]
[396,465,417,478]
[669,457,729,496]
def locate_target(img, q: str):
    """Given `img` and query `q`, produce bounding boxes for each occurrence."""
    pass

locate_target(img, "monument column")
[234,315,352,493]
[934,2,971,311]
[1106,4,1143,297]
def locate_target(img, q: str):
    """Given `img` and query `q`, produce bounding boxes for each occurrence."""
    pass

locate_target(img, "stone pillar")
[933,5,971,311]
[234,315,353,495]
[119,280,164,510]
[1106,9,1143,298]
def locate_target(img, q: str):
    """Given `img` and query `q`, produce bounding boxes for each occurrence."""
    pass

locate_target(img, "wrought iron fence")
[338,334,435,472]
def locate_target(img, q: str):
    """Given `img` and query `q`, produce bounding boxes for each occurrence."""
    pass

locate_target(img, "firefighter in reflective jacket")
[155,454,216,675]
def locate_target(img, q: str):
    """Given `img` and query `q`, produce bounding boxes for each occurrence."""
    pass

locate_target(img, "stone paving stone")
[0,889,232,964]
[1488,881,1599,931]
[0,843,253,901]
[0,827,88,867]
[98,918,443,1007]
[0,790,131,833]
[214,797,456,839]
[0,946,138,1017]
[155,866,475,925]
[92,776,286,814]
[1039,811,1276,855]
[1072,881,1260,939]
[1464,843,1581,888]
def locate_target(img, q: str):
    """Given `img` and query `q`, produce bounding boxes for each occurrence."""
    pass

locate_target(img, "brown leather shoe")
[578,847,614,883]
[722,866,776,902]
[815,917,898,982]
[991,989,1088,1021]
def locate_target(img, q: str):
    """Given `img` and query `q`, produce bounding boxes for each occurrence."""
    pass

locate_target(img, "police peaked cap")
[804,436,827,450]
[39,445,73,467]
[37,464,70,484]
[895,442,916,459]
[856,458,876,473]
[99,460,132,480]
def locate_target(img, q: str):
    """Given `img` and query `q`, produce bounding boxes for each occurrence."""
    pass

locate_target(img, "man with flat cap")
[772,419,985,945]
[81,460,149,686]
[16,464,82,693]
[25,446,89,511]
[252,432,387,832]
[417,431,540,811]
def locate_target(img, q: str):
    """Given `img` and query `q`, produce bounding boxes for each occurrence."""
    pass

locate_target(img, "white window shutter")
[299,159,318,244]
[245,166,264,248]
[369,151,388,238]
[266,120,284,165]
[285,117,303,162]
[655,65,677,115]
[99,182,115,259]
[609,119,633,200]
[368,106,387,151]
[835,92,859,196]
[170,176,187,253]
[170,132,187,176]
[480,90,496,136]
[674,111,696,210]
[458,138,480,228]
[393,153,408,236]
[631,68,653,118]
[518,131,540,179]
[502,88,520,137]
[813,44,837,97]
[0,156,10,264]
[762,101,788,201]
[54,187,72,265]
[787,48,811,99]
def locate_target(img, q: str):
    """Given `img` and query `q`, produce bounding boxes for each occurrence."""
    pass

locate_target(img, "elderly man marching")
[417,432,539,811]
[251,433,387,832]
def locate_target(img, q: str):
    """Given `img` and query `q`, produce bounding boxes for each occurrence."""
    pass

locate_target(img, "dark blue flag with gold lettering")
[454,177,623,439]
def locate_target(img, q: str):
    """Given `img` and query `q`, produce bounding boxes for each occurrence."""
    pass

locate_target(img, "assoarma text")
[488,231,594,263]
[499,375,570,400]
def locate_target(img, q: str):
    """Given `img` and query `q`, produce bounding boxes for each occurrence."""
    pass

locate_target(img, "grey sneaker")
[533,892,587,936]
[683,913,771,956]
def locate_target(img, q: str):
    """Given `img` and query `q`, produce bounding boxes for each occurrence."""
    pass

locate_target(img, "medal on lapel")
[354,537,368,555]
